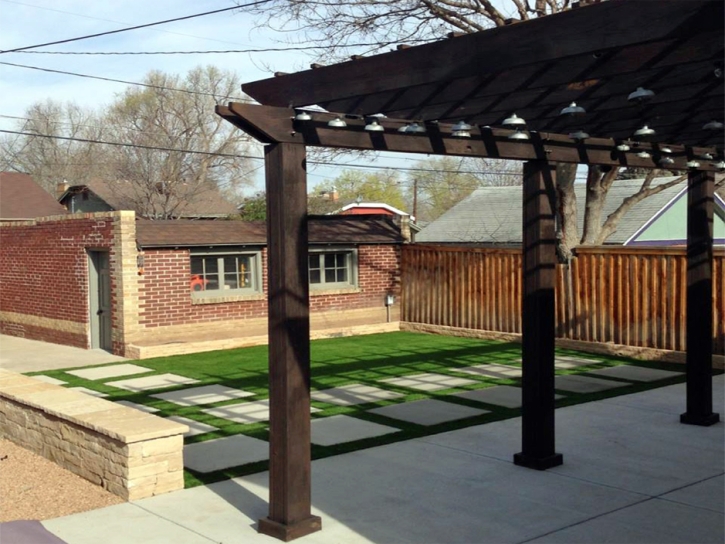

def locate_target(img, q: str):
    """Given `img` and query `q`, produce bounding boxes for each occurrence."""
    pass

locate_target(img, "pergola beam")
[216,104,722,170]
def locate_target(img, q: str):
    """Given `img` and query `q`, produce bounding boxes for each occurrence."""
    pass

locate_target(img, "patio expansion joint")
[651,472,725,515]
[129,502,220,543]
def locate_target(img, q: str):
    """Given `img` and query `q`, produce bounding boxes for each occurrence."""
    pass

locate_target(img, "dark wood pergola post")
[680,169,720,427]
[514,160,564,470]
[258,142,322,541]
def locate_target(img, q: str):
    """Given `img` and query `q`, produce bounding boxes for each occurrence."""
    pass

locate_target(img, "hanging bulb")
[327,116,347,128]
[569,130,589,141]
[294,111,312,121]
[560,102,586,116]
[364,119,384,132]
[633,124,656,139]
[628,87,655,103]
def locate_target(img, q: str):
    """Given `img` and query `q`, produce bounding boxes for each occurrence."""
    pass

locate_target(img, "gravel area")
[0,439,124,522]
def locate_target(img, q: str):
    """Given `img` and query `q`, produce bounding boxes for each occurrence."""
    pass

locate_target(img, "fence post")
[514,160,563,470]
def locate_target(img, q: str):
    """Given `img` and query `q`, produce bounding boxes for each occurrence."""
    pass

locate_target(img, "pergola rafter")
[216,1,723,540]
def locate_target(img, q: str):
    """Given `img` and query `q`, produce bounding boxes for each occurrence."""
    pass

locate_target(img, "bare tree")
[237,0,697,258]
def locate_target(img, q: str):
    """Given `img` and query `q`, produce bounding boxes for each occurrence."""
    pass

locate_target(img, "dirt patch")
[0,439,124,522]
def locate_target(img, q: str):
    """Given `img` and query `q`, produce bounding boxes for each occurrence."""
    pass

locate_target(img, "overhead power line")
[0,61,251,102]
[0,0,274,54]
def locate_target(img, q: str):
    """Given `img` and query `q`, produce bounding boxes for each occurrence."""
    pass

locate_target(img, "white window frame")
[190,248,263,298]
[308,247,358,290]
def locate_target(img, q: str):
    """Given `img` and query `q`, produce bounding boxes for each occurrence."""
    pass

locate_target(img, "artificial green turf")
[25,331,708,488]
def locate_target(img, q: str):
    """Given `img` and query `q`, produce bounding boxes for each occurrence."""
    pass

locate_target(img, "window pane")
[190,257,203,276]
[309,255,320,269]
[309,269,321,284]
[336,268,347,282]
[223,256,239,289]
[324,254,336,268]
[335,253,345,267]
[325,269,336,283]
[205,257,219,291]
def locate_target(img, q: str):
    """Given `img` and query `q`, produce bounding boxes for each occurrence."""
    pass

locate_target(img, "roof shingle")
[0,172,68,220]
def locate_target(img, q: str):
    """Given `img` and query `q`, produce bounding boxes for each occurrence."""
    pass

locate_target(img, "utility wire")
[0,61,251,102]
[0,0,274,54]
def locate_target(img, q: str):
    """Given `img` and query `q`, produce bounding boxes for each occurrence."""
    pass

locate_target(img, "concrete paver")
[184,434,269,473]
[451,385,565,408]
[554,374,630,393]
[151,384,254,406]
[106,373,199,392]
[311,415,399,445]
[67,364,153,380]
[585,365,683,382]
[164,416,218,437]
[455,363,522,379]
[379,373,477,391]
[39,376,724,544]
[368,398,489,425]
[311,384,404,406]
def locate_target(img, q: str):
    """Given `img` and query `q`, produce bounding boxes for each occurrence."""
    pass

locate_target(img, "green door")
[88,251,112,351]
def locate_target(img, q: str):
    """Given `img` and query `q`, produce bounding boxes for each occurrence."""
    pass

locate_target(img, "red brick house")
[0,211,403,358]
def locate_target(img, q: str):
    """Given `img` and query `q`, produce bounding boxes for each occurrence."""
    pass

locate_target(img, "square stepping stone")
[555,375,630,393]
[380,373,477,392]
[67,364,153,380]
[150,385,254,406]
[311,384,404,406]
[31,375,66,385]
[184,435,268,473]
[202,400,320,424]
[68,387,108,398]
[451,385,565,408]
[456,364,522,379]
[368,399,489,426]
[311,415,399,446]
[114,400,159,413]
[555,356,603,369]
[585,365,683,382]
[164,416,218,437]
[106,373,199,392]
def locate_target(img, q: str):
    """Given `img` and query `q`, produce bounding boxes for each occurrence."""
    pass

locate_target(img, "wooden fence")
[401,245,725,354]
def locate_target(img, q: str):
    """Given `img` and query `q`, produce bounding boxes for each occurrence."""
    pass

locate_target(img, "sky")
[0,0,458,196]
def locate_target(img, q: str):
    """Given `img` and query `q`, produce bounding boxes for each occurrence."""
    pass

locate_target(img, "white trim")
[333,202,414,221]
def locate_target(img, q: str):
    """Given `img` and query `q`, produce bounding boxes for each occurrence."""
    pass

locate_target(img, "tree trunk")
[555,163,578,262]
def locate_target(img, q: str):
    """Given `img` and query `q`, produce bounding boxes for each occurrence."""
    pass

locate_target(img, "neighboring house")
[58,179,238,219]
[0,172,68,221]
[417,177,725,246]
[0,212,403,356]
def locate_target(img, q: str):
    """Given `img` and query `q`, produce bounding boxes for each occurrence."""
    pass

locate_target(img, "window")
[308,249,357,289]
[190,250,261,296]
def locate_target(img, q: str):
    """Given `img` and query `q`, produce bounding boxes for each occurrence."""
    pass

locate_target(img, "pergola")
[216,0,723,540]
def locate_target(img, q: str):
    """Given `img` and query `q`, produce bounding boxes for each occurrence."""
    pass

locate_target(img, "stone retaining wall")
[0,370,187,500]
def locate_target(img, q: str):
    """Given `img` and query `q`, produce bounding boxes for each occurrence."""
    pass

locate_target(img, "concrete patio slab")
[554,374,631,393]
[113,400,159,413]
[164,416,218,437]
[379,373,477,391]
[106,373,199,392]
[528,494,724,543]
[311,384,404,406]
[585,365,683,382]
[67,364,153,380]
[150,384,254,406]
[368,398,489,425]
[67,387,107,398]
[202,400,320,424]
[455,363,522,379]
[311,415,399,445]
[659,475,725,513]
[184,434,269,473]
[451,385,564,408]
[31,375,67,385]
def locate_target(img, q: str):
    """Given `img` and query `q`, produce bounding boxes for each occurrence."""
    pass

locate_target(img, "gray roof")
[416,177,693,245]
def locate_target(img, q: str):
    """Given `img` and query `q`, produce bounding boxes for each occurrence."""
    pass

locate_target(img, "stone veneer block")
[0,369,187,501]
[67,364,153,380]
[311,384,405,406]
[106,373,199,392]
[368,399,490,426]
[184,434,269,473]
[555,375,631,393]
[456,364,523,379]
[311,415,399,446]
[379,373,478,392]
[585,365,683,382]
[30,375,67,385]
[150,385,254,406]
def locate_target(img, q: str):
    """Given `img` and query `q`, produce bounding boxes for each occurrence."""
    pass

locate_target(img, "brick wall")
[138,244,400,329]
[0,213,134,352]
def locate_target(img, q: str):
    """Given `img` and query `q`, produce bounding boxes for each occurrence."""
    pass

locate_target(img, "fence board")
[402,245,724,353]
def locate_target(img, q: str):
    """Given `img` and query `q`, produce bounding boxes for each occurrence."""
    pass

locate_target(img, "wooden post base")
[258,515,322,542]
[680,412,720,427]
[513,452,564,471]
